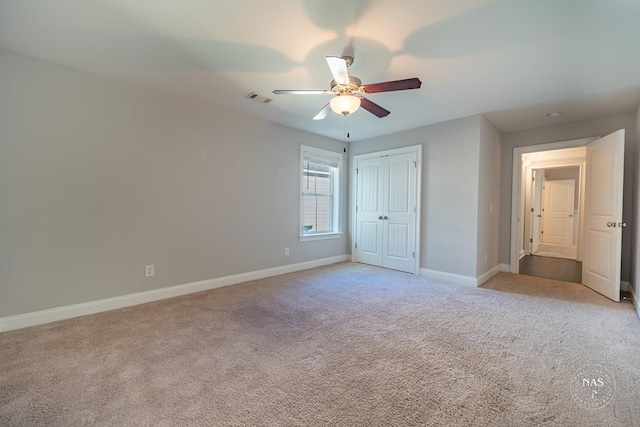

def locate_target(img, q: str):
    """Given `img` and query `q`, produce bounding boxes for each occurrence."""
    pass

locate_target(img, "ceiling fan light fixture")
[330,95,361,116]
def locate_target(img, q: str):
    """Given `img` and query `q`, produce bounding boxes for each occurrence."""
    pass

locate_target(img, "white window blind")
[300,146,342,238]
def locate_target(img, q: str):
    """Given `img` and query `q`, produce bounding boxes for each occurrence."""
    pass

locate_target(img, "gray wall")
[499,113,637,281]
[633,105,640,297]
[0,48,348,317]
[476,116,502,276]
[349,114,500,279]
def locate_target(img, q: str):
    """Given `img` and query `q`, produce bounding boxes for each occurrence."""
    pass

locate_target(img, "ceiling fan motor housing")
[331,76,362,96]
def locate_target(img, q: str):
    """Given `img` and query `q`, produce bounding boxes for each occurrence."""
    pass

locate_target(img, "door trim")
[351,145,422,274]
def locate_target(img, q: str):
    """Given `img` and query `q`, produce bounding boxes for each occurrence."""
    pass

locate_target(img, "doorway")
[520,148,586,261]
[520,152,585,283]
[352,145,422,274]
[510,130,626,301]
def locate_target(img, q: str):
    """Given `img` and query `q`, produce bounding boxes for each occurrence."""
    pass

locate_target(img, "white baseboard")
[0,255,350,333]
[499,263,511,272]
[420,268,471,287]
[477,265,501,286]
[420,265,501,288]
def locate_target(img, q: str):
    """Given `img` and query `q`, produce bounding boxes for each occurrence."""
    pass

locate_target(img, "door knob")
[619,222,627,228]
[383,216,388,220]
[607,222,617,228]
[378,216,383,220]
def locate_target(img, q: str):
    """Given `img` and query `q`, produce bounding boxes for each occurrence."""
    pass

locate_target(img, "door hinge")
[531,208,534,212]
[414,206,416,213]
[356,206,358,212]
[541,230,544,234]
[414,161,417,168]
[530,238,533,243]
[532,176,535,181]
[413,251,415,258]
[356,168,359,174]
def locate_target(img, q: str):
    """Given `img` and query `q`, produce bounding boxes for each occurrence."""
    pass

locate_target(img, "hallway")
[519,255,582,283]
[533,242,577,260]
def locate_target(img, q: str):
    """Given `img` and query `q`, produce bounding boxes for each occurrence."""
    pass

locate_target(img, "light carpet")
[1,263,639,426]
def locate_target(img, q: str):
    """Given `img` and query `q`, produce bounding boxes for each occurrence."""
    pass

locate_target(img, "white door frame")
[351,145,422,274]
[530,169,544,254]
[510,138,596,273]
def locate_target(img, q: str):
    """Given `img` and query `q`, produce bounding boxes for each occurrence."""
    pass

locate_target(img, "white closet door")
[355,151,418,273]
[382,153,417,273]
[356,157,384,267]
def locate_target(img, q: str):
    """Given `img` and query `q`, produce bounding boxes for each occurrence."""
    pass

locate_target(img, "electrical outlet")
[284,247,290,256]
[145,265,155,277]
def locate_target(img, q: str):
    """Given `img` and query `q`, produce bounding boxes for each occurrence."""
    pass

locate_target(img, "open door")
[582,130,624,302]
[531,170,543,253]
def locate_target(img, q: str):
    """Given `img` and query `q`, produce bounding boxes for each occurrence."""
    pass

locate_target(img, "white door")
[356,157,384,267]
[582,129,624,302]
[383,153,418,272]
[542,179,575,245]
[355,152,418,273]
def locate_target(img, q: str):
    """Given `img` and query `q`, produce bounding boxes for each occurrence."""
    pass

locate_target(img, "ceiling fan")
[273,55,422,120]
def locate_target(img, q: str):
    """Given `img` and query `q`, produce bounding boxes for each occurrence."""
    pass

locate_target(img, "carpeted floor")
[1,262,639,426]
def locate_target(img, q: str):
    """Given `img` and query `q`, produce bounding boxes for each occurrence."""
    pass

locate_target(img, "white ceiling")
[2,0,640,141]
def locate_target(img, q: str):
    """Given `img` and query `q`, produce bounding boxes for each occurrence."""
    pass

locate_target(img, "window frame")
[300,145,343,241]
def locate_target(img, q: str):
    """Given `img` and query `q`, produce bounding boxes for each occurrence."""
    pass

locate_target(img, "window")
[300,145,342,240]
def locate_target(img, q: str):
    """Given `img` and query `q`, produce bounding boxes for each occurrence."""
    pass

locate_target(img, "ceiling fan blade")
[326,56,350,85]
[313,103,331,120]
[360,97,390,118]
[272,89,330,95]
[362,78,422,94]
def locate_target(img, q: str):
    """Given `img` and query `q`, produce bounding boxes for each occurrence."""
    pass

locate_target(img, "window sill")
[299,232,343,242]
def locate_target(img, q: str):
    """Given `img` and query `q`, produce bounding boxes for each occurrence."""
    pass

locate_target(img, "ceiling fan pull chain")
[345,115,350,140]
